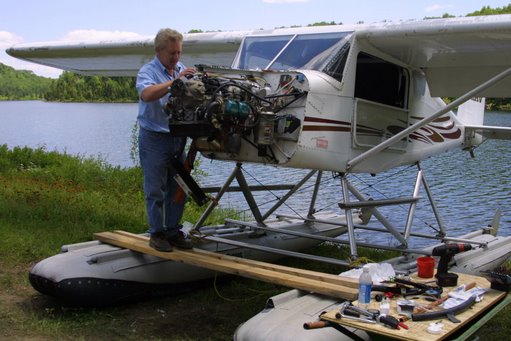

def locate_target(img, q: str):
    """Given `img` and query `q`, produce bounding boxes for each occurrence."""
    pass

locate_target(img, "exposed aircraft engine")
[165,70,304,158]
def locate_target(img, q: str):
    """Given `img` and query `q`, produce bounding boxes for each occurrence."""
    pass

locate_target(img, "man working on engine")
[136,28,196,251]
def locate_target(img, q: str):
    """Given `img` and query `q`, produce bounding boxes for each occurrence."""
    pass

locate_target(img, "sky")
[1,0,509,78]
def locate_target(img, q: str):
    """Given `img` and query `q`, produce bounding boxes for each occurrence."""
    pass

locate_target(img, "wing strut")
[346,67,511,171]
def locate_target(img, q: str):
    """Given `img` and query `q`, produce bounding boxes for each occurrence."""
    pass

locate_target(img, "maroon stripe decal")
[441,129,462,139]
[433,116,451,123]
[429,122,455,130]
[303,125,351,132]
[411,116,452,123]
[304,116,350,126]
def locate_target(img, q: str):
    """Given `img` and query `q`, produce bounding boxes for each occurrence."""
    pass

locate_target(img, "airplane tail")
[457,98,511,145]
[457,98,485,126]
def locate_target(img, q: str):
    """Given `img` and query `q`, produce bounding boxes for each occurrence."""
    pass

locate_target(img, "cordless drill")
[431,243,472,287]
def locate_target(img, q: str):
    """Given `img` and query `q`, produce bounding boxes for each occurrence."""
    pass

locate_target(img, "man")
[136,28,196,251]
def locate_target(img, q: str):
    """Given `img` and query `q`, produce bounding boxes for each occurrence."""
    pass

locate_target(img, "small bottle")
[358,265,373,309]
[380,296,390,315]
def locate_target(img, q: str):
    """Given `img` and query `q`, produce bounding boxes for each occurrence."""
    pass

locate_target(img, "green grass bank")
[0,145,509,340]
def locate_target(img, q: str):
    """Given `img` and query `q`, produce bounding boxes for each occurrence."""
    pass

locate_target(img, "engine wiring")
[165,69,306,164]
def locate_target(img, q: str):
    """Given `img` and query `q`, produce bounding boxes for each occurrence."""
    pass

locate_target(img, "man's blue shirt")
[136,57,185,133]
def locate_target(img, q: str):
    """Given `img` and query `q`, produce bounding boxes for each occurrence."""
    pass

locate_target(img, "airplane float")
[7,14,511,340]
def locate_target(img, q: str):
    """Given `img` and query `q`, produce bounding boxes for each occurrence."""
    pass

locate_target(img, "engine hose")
[210,82,272,104]
[273,91,307,113]
[206,101,221,116]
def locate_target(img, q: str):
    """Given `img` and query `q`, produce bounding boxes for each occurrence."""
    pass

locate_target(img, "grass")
[0,144,509,340]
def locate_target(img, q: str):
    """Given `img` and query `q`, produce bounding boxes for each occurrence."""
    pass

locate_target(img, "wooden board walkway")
[94,230,359,300]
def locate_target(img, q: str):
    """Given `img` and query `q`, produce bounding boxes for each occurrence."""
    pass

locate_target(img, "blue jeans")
[138,127,187,236]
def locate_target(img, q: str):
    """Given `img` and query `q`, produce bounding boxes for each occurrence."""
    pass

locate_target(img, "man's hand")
[179,67,196,80]
[141,67,196,102]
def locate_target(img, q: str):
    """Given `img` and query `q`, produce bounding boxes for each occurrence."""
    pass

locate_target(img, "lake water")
[0,101,138,167]
[1,101,510,247]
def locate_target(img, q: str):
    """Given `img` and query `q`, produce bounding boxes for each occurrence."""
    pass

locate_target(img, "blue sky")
[1,0,509,77]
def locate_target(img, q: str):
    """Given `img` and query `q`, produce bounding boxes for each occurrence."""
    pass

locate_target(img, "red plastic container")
[417,256,435,278]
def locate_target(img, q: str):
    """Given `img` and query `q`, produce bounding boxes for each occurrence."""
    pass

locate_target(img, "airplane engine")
[165,71,303,157]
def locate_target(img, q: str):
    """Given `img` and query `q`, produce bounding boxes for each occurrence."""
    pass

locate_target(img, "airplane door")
[352,52,410,151]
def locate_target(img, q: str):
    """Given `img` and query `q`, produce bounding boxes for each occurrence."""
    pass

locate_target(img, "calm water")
[1,101,510,247]
[0,101,138,167]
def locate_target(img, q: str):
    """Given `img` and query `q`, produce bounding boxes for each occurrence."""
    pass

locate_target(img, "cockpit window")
[235,32,351,71]
[236,35,293,70]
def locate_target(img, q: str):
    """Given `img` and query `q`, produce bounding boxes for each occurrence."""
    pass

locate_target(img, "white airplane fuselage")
[172,32,469,174]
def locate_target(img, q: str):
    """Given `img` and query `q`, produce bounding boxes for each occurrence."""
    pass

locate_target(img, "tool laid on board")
[333,302,408,330]
[411,282,478,322]
[412,294,477,323]
[377,315,409,330]
[432,243,473,286]
[394,277,443,297]
[373,276,443,298]
[335,302,377,323]
[481,270,511,291]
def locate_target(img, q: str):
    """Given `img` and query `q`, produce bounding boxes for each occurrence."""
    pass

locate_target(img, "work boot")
[149,232,173,252]
[167,231,193,249]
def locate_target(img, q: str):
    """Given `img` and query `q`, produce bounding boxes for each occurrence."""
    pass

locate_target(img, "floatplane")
[8,14,511,340]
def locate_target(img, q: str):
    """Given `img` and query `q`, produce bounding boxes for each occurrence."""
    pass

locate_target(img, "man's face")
[156,40,182,71]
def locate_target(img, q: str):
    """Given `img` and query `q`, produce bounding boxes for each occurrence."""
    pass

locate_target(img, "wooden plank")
[113,230,358,288]
[94,231,358,300]
[96,231,357,299]
[321,272,508,340]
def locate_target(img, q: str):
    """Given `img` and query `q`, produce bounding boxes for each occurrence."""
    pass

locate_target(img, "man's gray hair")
[154,28,183,50]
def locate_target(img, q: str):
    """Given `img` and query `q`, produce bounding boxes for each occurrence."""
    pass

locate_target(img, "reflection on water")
[1,101,510,247]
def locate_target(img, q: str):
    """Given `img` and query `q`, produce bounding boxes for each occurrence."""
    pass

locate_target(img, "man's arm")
[140,80,173,102]
[140,67,196,102]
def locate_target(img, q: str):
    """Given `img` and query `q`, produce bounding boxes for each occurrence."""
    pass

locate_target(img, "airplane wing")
[6,15,511,98]
[465,125,511,140]
[356,15,511,97]
[6,31,254,76]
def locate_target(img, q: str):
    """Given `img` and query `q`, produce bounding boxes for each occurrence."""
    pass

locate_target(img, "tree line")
[0,63,53,100]
[44,71,137,102]
[0,63,137,102]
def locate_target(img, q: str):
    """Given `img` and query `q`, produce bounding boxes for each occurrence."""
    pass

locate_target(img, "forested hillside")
[44,71,137,102]
[0,63,53,100]
[467,4,511,16]
[0,63,137,102]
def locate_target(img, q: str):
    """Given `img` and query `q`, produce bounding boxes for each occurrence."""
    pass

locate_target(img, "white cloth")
[340,263,396,284]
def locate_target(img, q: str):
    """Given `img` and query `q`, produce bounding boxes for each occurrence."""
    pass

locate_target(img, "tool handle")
[464,282,477,291]
[413,296,448,314]
[303,321,329,329]
[398,321,409,330]
[378,315,400,329]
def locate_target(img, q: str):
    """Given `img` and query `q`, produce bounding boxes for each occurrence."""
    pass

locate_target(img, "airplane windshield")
[235,32,350,71]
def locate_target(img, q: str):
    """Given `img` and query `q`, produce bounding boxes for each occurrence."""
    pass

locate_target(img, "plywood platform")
[320,272,508,340]
[94,230,359,300]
